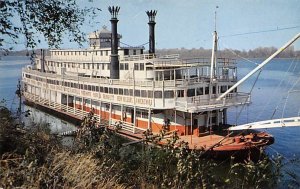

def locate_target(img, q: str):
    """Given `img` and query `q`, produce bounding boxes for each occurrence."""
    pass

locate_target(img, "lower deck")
[23,91,228,137]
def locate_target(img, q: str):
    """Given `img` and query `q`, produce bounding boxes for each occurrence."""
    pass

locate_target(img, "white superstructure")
[22,7,251,135]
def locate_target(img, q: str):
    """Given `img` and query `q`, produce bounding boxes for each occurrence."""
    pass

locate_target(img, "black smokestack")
[108,6,120,79]
[146,10,157,54]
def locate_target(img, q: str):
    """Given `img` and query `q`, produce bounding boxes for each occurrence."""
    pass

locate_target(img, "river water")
[1,56,300,184]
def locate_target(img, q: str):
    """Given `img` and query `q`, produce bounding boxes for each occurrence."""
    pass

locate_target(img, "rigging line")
[219,41,259,66]
[220,25,300,38]
[282,69,300,118]
[255,57,298,121]
[236,68,263,124]
[119,41,133,47]
[270,57,297,119]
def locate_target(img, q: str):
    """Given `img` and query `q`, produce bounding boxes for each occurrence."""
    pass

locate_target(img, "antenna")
[214,6,218,32]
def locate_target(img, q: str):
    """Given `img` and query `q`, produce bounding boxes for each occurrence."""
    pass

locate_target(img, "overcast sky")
[10,0,300,50]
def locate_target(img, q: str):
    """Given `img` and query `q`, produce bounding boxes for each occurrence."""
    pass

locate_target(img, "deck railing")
[23,68,236,89]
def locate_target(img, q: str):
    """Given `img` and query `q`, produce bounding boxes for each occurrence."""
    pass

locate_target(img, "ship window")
[124,49,129,55]
[124,89,129,95]
[196,87,203,95]
[221,86,227,93]
[140,63,144,70]
[125,63,129,70]
[154,91,162,98]
[135,90,140,97]
[104,87,108,93]
[177,90,184,97]
[119,88,123,95]
[187,89,195,97]
[141,111,148,119]
[120,64,124,70]
[136,111,141,118]
[205,87,209,95]
[134,63,139,70]
[141,90,147,97]
[148,90,153,98]
[164,91,174,98]
[212,117,216,124]
[114,88,118,94]
[109,88,113,94]
[129,89,133,96]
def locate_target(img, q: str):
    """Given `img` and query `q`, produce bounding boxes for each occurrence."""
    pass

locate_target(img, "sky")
[8,0,300,51]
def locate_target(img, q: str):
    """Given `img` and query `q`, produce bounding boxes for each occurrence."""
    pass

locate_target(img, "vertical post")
[190,112,193,144]
[73,96,76,115]
[133,106,136,133]
[174,109,177,131]
[148,108,151,130]
[121,104,124,121]
[109,102,112,127]
[99,101,102,124]
[66,94,69,112]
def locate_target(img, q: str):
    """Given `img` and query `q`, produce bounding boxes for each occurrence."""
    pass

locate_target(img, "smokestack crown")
[146,10,157,22]
[108,6,120,19]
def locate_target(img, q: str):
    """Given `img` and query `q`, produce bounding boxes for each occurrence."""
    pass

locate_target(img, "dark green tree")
[0,0,100,52]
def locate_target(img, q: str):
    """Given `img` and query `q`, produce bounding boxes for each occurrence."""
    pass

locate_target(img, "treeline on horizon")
[157,46,299,59]
[2,46,299,59]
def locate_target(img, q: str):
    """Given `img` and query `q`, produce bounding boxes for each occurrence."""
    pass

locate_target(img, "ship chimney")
[146,10,157,54]
[108,6,120,79]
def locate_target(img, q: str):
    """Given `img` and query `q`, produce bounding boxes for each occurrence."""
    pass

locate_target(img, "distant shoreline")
[1,46,299,59]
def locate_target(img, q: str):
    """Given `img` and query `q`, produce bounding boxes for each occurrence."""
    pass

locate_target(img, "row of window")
[52,50,110,56]
[45,61,145,71]
[25,73,235,99]
[72,98,149,119]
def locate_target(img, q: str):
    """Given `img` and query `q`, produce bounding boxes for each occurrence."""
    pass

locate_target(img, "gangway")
[229,116,300,131]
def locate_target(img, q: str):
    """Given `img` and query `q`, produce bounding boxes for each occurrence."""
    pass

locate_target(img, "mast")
[217,32,300,101]
[210,7,218,80]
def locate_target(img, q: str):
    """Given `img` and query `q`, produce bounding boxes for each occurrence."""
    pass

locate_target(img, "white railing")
[120,54,157,61]
[175,92,251,112]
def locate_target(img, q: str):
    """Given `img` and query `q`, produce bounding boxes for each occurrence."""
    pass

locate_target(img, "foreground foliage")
[1,105,299,188]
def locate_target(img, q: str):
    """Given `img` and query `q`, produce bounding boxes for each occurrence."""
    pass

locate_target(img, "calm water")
[1,56,300,184]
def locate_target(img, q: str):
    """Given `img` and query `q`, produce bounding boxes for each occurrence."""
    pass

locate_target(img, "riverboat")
[21,6,284,159]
